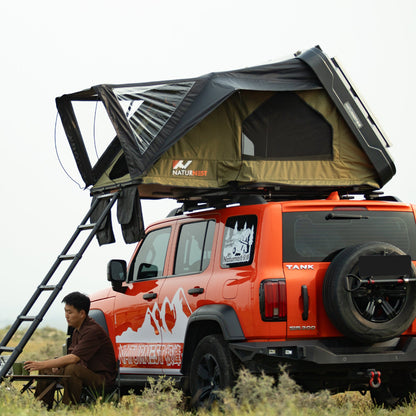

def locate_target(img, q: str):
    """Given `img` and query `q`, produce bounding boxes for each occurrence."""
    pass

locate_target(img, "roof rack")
[165,184,401,216]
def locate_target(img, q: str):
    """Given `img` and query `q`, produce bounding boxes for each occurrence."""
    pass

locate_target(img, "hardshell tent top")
[56,46,395,242]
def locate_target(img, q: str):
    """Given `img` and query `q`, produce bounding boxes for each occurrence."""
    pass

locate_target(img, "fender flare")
[186,304,245,341]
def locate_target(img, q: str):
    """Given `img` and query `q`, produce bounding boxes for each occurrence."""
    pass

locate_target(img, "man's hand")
[24,360,47,372]
[24,354,80,372]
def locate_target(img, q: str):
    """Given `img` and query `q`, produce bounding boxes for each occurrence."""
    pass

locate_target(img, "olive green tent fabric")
[93,89,378,195]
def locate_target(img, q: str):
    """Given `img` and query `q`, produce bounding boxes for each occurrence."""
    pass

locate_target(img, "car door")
[113,225,172,377]
[156,218,217,376]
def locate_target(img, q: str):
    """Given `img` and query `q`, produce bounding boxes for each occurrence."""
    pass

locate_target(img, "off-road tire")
[370,377,416,408]
[189,334,235,408]
[323,242,416,344]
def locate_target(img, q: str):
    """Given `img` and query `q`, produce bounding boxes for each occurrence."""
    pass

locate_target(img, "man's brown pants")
[35,364,106,407]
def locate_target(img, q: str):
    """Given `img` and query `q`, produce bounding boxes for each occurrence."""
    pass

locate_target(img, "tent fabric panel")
[131,88,378,190]
[222,160,378,188]
[138,158,379,190]
[55,97,94,187]
[97,80,208,179]
[142,159,220,188]
[117,187,145,243]
[111,81,196,155]
[96,84,147,179]
[91,137,123,183]
[92,150,130,189]
[160,58,321,164]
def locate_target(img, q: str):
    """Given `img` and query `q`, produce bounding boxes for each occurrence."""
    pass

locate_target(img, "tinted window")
[174,220,215,275]
[129,227,171,281]
[221,215,257,268]
[283,211,416,262]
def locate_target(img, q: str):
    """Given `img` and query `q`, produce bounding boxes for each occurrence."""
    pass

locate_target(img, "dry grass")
[0,326,67,361]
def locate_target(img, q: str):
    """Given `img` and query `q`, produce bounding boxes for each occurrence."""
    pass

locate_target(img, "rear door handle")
[188,287,204,296]
[301,285,309,320]
[143,292,157,300]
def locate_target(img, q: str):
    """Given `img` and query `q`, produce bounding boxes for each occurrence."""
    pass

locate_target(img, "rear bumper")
[230,336,416,365]
[229,336,416,391]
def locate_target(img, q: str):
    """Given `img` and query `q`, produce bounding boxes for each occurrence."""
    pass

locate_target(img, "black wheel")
[371,380,416,408]
[323,242,416,344]
[189,334,235,408]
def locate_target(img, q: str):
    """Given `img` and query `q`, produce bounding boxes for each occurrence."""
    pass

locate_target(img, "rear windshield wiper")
[325,213,369,220]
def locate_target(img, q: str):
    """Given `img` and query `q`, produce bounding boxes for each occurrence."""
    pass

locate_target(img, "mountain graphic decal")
[116,288,193,343]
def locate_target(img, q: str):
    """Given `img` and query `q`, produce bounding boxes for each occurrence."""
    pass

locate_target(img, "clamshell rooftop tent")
[56,46,395,242]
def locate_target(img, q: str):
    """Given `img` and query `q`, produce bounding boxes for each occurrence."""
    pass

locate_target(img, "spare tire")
[322,242,416,344]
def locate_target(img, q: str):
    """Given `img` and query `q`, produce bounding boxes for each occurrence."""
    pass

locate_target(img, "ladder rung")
[59,254,77,260]
[19,315,36,322]
[0,346,15,352]
[39,285,56,291]
[96,192,117,200]
[78,223,96,230]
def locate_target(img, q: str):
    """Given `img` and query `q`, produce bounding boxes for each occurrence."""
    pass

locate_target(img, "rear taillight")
[260,280,287,321]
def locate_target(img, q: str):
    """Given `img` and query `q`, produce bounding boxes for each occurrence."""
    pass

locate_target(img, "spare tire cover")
[323,242,416,344]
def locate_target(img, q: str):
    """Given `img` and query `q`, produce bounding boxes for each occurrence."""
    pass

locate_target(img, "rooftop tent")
[56,46,395,201]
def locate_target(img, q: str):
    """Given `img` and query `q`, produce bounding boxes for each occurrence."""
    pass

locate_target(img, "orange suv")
[90,191,416,407]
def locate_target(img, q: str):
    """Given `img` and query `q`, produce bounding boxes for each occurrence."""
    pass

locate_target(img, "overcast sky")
[1,0,415,330]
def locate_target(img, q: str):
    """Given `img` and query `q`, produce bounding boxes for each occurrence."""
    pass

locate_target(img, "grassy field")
[0,326,67,362]
[1,327,416,415]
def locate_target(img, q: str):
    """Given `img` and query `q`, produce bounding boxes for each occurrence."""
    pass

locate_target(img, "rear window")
[283,211,416,262]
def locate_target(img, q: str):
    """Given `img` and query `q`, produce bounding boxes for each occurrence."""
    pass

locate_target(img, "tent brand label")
[172,160,208,177]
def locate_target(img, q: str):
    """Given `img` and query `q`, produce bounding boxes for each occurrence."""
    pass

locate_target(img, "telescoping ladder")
[0,191,120,381]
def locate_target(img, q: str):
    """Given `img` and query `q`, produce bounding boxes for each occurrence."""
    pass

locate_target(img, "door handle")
[143,292,157,300]
[301,285,309,320]
[188,287,204,296]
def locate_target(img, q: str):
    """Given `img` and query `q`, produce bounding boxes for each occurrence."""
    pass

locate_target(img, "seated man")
[24,291,117,407]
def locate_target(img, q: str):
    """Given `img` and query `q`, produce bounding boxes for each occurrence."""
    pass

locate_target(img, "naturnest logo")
[172,160,208,177]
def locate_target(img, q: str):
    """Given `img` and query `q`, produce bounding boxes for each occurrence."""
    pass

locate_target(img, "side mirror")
[107,259,127,293]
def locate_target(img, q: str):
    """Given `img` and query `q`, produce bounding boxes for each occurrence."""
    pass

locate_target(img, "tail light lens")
[260,279,287,321]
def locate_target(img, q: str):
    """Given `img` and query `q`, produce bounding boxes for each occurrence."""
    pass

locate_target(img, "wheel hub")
[349,278,407,323]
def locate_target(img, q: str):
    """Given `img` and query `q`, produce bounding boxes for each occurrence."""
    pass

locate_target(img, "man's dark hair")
[62,292,90,314]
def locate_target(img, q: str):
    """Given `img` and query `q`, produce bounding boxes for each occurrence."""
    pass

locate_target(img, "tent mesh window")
[242,92,333,160]
[113,82,195,155]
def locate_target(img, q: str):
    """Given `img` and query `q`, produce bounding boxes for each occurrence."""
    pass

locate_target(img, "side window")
[129,227,171,281]
[174,220,215,275]
[221,215,257,268]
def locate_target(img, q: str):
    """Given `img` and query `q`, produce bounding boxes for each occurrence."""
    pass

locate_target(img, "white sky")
[1,0,415,330]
